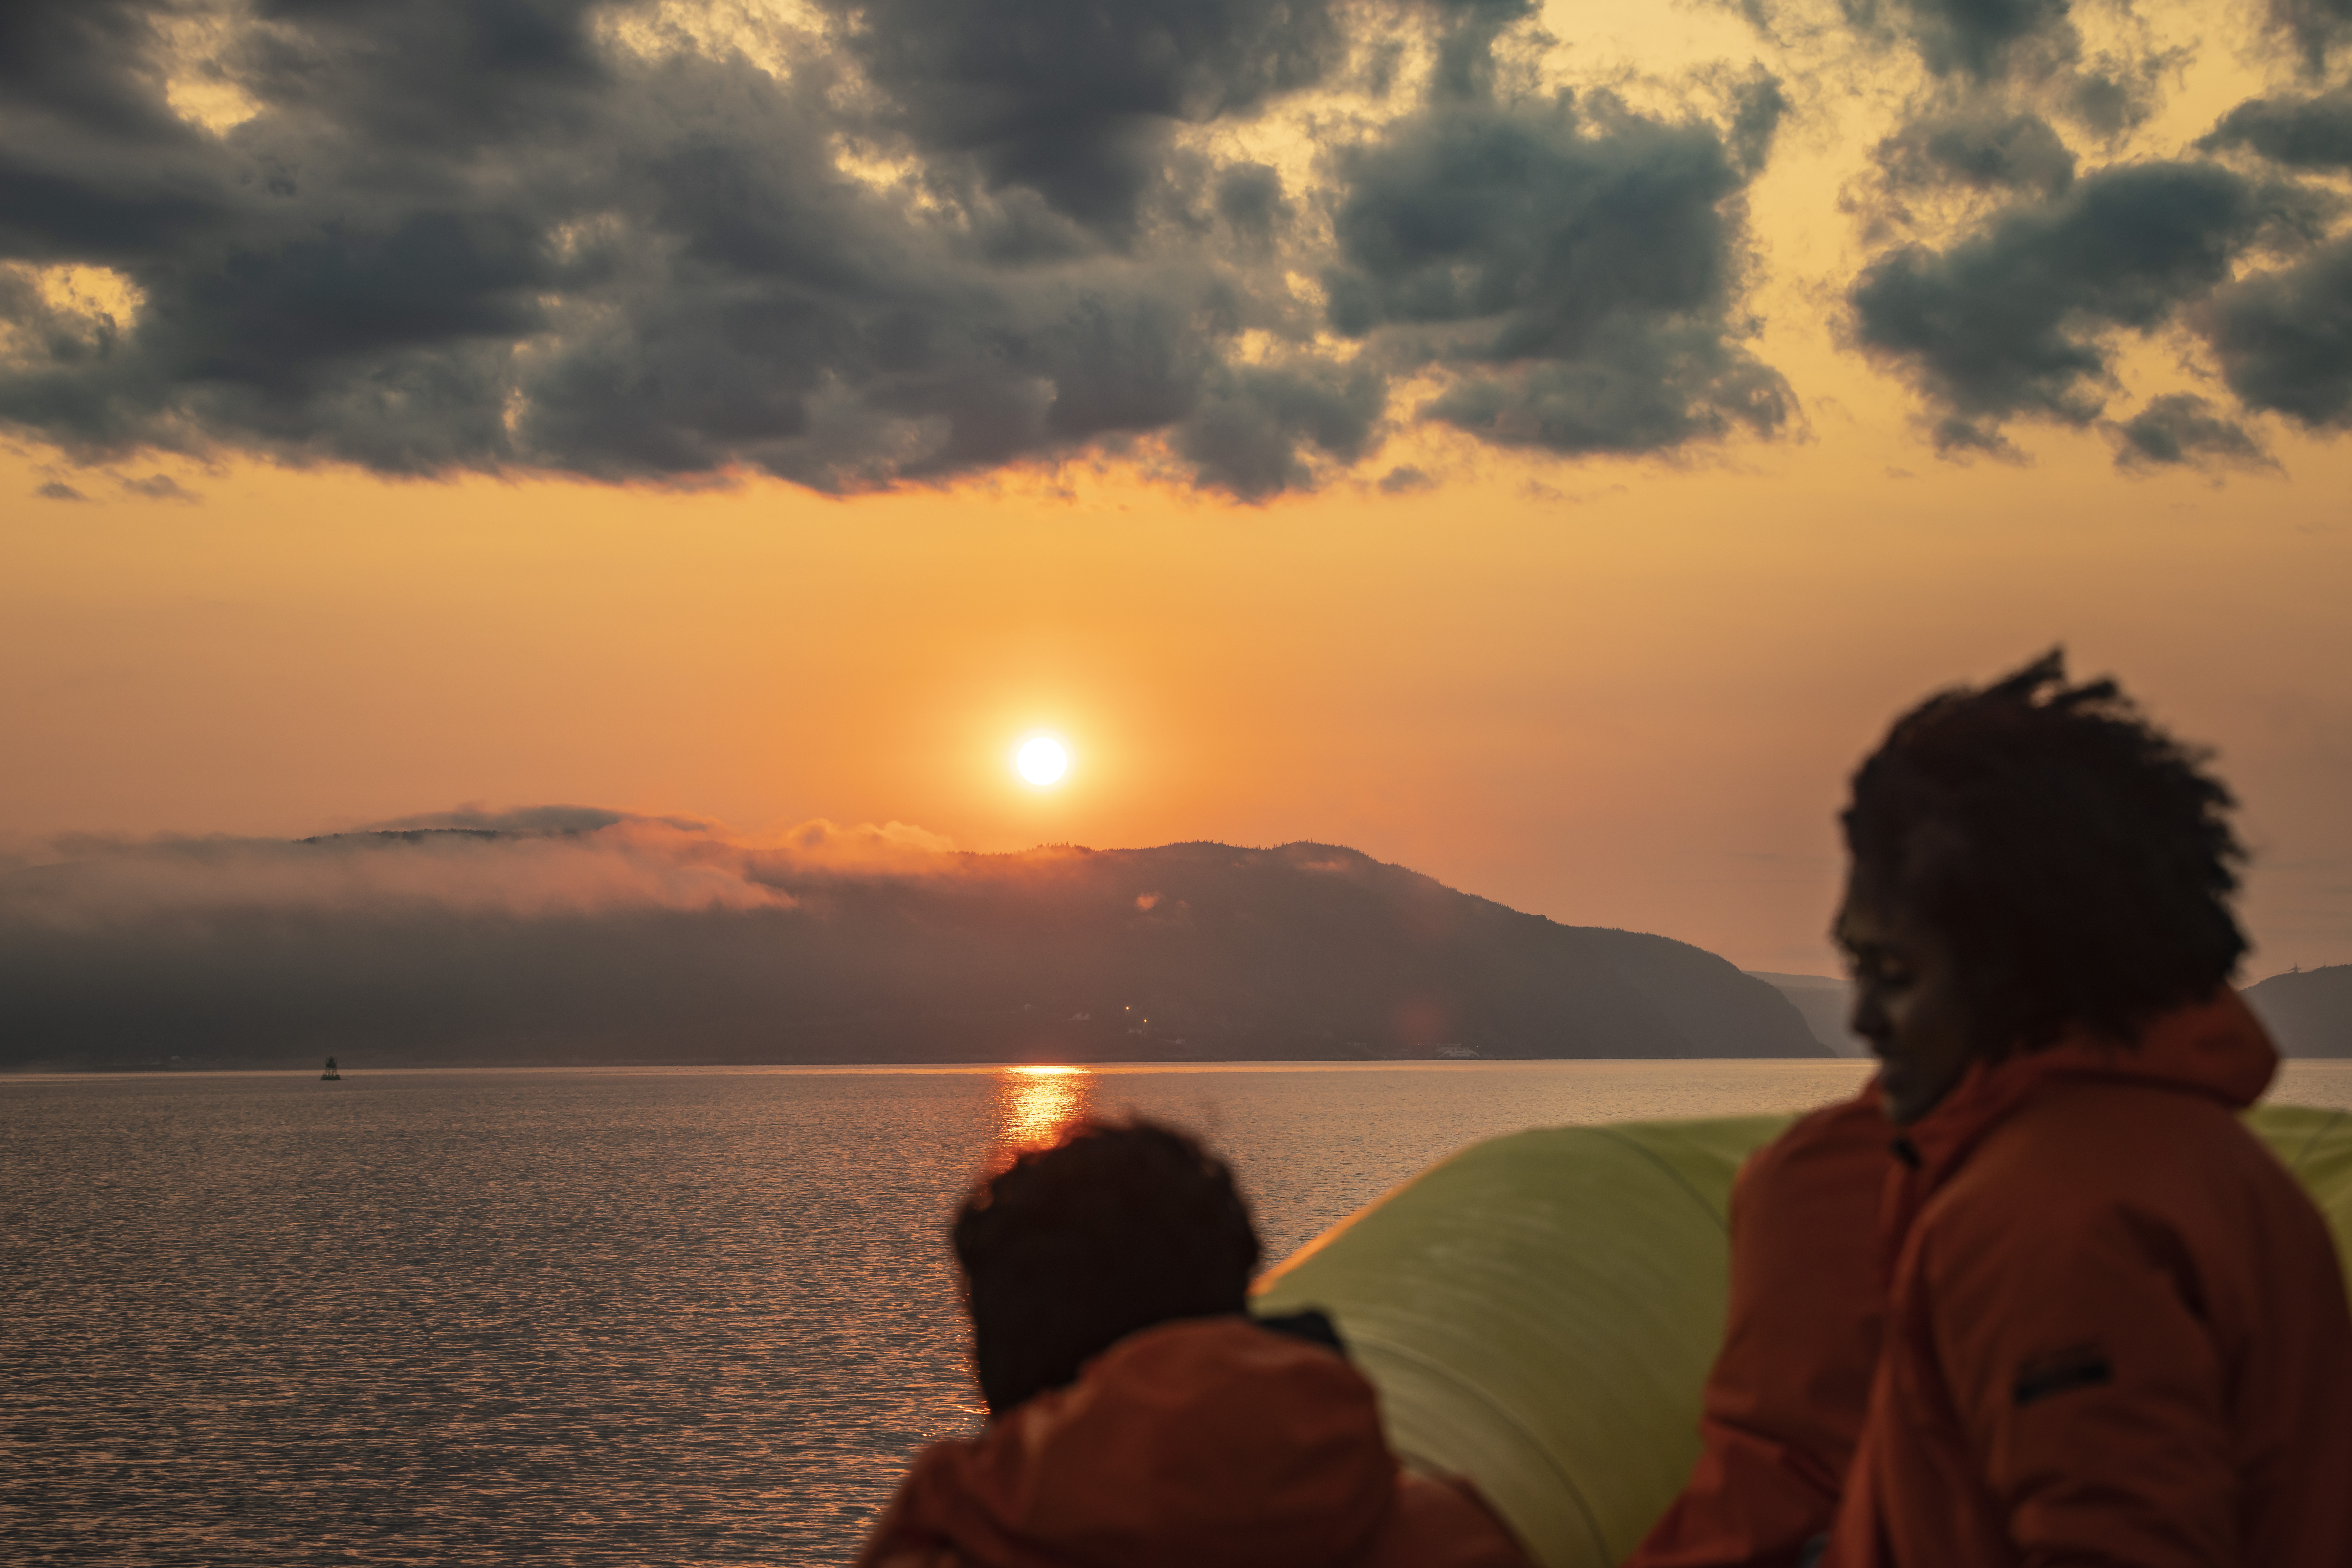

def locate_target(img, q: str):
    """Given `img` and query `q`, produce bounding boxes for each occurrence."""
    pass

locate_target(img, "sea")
[7,1058,2350,1566]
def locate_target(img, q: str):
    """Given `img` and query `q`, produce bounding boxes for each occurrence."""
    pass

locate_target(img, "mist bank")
[0,812,1822,1069]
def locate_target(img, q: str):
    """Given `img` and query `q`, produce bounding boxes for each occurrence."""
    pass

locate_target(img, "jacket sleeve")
[1366,1474,1538,1568]
[852,1449,973,1568]
[1919,1204,2238,1568]
[1627,1095,1891,1568]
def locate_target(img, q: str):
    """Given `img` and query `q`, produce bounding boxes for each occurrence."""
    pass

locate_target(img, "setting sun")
[1016,737,1069,788]
[16,3,2352,1566]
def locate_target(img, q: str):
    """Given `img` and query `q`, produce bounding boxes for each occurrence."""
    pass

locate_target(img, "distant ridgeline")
[2245,964,2352,1059]
[1745,965,2352,1061]
[0,834,1825,1070]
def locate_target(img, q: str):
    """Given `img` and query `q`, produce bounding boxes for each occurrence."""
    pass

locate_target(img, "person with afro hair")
[1815,651,2352,1568]
[1634,650,2352,1568]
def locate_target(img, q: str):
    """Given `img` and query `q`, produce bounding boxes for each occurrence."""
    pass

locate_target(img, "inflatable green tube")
[1251,1105,2352,1568]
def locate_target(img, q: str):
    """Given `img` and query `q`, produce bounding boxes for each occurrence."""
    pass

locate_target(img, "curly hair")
[952,1118,1260,1417]
[1842,649,2247,1058]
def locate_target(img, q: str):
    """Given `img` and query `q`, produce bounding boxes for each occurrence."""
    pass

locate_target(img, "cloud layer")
[0,0,1795,498]
[1812,0,2352,468]
[2,808,967,928]
[14,0,2352,489]
[1849,161,2321,456]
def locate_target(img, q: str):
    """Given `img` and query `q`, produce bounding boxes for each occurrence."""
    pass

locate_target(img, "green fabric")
[2252,1104,2352,1275]
[1252,1104,2352,1568]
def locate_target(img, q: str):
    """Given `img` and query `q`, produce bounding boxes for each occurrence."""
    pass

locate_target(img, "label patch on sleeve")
[2012,1345,2112,1407]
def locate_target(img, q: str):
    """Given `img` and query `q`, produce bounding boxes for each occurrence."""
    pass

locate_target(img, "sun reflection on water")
[993,1065,1094,1159]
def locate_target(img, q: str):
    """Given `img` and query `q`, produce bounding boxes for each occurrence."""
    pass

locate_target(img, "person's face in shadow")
[1837,871,1976,1126]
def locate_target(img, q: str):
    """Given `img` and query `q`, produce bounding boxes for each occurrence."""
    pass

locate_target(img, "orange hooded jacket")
[856,1315,1532,1568]
[1627,1085,1893,1568]
[1823,990,2352,1568]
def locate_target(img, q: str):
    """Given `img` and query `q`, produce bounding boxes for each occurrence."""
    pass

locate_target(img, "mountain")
[2245,965,2352,1058]
[1746,972,1870,1059]
[0,833,1824,1069]
[1750,963,2352,1061]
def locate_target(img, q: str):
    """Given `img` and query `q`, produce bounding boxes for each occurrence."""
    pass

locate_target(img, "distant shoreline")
[4,1056,1881,1079]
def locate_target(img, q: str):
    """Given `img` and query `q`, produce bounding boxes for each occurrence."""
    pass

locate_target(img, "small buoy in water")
[321,1056,341,1081]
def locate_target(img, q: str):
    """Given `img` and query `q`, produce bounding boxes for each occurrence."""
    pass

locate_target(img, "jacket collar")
[877,1316,1395,1568]
[1880,987,2277,1254]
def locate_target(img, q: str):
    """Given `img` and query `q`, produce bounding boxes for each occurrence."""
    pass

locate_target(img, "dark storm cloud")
[1176,363,1388,497]
[821,0,1346,235]
[1819,0,2352,464]
[2060,57,2173,138]
[2105,393,2274,472]
[1419,323,1795,456]
[1838,0,2076,81]
[2201,86,2352,169]
[1320,74,1795,455]
[2205,235,2352,428]
[2268,0,2352,73]
[1728,71,1793,175]
[1847,161,2323,453]
[1212,162,1288,260]
[1818,0,2169,243]
[0,0,1251,489]
[1876,108,2075,197]
[0,0,1805,496]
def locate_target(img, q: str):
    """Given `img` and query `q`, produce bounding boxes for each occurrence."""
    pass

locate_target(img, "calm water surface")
[7,1059,2349,1565]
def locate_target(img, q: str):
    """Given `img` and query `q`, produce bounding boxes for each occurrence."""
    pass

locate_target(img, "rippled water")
[7,1059,2349,1565]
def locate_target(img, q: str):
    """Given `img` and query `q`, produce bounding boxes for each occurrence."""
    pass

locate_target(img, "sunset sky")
[6,0,2351,979]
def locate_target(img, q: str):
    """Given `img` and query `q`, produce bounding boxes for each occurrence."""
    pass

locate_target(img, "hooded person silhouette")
[856,1118,1532,1568]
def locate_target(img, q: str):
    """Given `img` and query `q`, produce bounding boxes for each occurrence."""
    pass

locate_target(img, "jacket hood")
[880,1316,1396,1568]
[1885,987,2278,1245]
